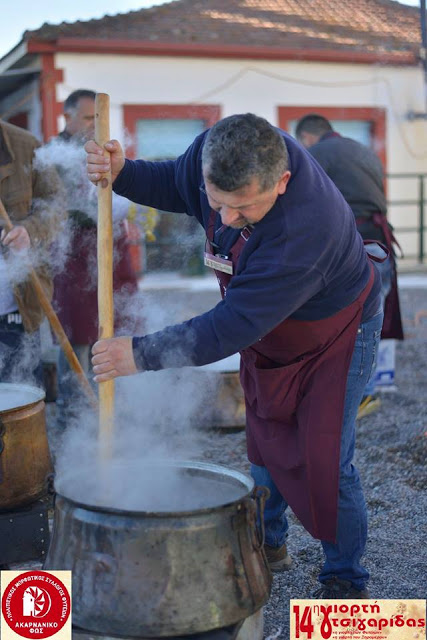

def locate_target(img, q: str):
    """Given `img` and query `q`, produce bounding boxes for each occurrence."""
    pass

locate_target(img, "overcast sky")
[0,0,421,61]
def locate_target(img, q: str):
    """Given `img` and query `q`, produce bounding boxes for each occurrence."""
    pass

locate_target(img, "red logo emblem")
[1,571,71,638]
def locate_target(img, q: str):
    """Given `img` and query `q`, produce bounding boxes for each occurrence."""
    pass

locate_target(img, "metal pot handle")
[251,485,270,550]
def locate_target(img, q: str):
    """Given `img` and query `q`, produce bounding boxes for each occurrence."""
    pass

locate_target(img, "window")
[123,105,221,272]
[278,106,387,170]
[136,118,206,160]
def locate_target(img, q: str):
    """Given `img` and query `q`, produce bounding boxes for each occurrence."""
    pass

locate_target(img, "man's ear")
[278,171,291,195]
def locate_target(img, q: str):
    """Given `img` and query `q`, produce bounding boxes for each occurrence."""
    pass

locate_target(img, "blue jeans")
[364,259,392,396]
[251,309,384,590]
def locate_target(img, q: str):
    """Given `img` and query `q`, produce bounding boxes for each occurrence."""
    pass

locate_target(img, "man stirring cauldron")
[85,113,383,599]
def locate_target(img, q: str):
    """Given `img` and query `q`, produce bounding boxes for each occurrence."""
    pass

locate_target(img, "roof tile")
[23,0,421,58]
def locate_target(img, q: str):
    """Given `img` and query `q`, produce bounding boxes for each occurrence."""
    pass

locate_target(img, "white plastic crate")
[373,339,396,388]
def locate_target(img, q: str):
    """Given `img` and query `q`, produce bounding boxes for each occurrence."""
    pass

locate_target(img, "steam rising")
[0,138,133,386]
[2,137,243,512]
[53,363,233,511]
[0,331,43,388]
[53,287,236,512]
[35,139,130,230]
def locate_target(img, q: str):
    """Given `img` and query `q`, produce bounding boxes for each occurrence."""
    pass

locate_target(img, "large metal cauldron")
[45,461,271,637]
[0,383,52,510]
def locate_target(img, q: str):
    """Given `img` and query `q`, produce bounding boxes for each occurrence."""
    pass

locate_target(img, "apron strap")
[372,212,404,258]
[206,209,217,246]
[357,213,403,259]
[206,209,253,258]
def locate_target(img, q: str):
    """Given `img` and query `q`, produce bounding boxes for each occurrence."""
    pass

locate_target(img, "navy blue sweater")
[114,130,380,370]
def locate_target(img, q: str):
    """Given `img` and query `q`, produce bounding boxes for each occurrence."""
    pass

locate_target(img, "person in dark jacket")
[296,114,403,418]
[85,113,384,599]
[52,90,137,428]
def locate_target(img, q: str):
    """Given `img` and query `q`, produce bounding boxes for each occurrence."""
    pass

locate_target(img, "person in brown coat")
[0,119,65,385]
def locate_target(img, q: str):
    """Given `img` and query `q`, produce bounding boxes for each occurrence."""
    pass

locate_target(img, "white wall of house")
[55,52,427,261]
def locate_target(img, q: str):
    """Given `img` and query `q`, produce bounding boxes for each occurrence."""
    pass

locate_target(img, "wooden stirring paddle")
[95,93,115,459]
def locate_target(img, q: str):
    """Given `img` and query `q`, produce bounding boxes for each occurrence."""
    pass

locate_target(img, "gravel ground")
[7,284,427,639]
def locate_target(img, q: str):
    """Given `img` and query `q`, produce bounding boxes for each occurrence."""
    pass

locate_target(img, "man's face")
[64,97,95,140]
[201,172,291,228]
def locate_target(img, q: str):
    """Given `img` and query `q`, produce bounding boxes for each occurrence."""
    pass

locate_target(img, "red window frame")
[122,104,221,159]
[277,106,387,171]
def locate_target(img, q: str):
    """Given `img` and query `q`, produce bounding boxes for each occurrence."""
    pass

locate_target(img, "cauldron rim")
[0,382,45,414]
[53,459,255,518]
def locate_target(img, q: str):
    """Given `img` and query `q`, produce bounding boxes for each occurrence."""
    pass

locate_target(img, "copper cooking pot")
[0,383,52,510]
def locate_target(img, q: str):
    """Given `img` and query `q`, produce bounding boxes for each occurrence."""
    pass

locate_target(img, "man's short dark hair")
[202,113,289,192]
[295,114,333,140]
[64,90,96,113]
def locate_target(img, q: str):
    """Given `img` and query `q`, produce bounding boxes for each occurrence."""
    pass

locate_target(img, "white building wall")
[55,52,427,262]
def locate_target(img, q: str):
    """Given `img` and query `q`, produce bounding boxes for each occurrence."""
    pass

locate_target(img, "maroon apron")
[54,222,138,344]
[206,212,374,542]
[357,212,404,340]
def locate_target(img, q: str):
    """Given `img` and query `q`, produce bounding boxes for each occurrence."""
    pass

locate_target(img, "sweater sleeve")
[132,237,325,371]
[113,158,188,213]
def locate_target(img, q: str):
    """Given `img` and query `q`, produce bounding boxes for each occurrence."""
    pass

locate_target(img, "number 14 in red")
[293,605,315,639]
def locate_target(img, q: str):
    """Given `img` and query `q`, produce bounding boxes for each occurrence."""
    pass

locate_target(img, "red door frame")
[278,106,387,171]
[40,53,63,141]
[123,104,221,158]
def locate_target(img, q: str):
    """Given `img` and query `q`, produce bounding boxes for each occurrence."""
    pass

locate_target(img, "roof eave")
[0,40,29,74]
[26,37,418,66]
